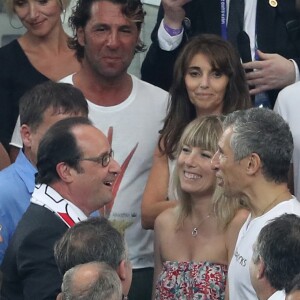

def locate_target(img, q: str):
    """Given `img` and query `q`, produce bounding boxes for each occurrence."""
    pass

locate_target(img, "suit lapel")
[256,0,277,52]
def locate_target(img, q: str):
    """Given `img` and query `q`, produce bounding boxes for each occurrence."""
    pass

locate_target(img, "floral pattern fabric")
[155,261,228,300]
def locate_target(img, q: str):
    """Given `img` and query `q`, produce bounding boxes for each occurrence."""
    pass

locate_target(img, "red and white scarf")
[31,183,87,228]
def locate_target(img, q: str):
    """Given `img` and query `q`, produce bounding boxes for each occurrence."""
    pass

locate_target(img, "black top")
[0,203,67,300]
[0,39,49,151]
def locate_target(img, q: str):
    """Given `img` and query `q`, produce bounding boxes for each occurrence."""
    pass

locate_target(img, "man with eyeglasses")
[0,81,89,265]
[0,117,120,300]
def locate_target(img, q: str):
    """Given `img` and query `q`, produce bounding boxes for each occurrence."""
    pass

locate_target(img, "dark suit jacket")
[0,203,67,300]
[141,0,300,107]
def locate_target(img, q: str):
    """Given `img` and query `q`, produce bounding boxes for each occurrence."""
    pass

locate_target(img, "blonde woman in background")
[153,116,249,299]
[0,0,80,158]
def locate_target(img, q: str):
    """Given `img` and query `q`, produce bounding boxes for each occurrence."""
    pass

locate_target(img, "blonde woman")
[153,116,248,299]
[0,0,80,154]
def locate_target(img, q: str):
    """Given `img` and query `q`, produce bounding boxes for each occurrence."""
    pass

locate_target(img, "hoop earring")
[9,17,23,30]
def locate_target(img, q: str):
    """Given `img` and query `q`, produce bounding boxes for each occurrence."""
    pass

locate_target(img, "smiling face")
[211,127,248,197]
[184,53,229,116]
[77,0,139,80]
[177,145,216,198]
[14,0,62,37]
[70,125,121,215]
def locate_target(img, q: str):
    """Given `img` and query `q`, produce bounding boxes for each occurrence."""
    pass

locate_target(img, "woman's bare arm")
[141,146,177,229]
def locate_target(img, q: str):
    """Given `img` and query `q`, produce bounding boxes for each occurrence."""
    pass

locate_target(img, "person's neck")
[21,23,68,54]
[258,286,278,300]
[24,148,36,167]
[245,181,292,218]
[73,65,132,106]
[50,181,90,217]
[189,193,214,223]
[196,105,223,117]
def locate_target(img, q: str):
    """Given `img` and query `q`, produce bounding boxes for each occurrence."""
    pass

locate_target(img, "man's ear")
[257,258,266,280]
[20,124,32,148]
[56,292,63,300]
[246,153,261,175]
[117,259,127,281]
[56,162,74,183]
[77,27,85,46]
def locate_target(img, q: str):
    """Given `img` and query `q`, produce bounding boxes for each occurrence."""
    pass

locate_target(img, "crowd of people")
[0,0,300,299]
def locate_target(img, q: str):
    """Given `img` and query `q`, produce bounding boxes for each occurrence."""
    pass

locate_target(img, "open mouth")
[184,171,201,179]
[104,180,113,187]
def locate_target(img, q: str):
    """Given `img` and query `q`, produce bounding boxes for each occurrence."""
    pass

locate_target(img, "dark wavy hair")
[68,0,146,61]
[159,34,251,159]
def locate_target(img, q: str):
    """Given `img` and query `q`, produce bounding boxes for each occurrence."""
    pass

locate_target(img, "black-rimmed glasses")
[80,149,114,167]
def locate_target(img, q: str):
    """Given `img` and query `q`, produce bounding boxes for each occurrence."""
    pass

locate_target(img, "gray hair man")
[59,262,122,300]
[54,217,132,299]
[211,107,300,300]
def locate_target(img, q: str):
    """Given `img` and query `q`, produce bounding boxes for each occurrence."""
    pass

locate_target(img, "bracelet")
[163,21,183,37]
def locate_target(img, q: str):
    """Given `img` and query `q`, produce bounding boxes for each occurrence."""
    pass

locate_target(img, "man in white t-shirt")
[250,214,300,300]
[59,1,168,300]
[211,107,300,300]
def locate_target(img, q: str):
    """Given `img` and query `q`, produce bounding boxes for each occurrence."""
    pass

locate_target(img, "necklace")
[259,190,290,216]
[191,214,210,237]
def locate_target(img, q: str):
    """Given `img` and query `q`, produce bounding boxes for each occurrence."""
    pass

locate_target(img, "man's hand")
[243,50,296,95]
[162,0,191,28]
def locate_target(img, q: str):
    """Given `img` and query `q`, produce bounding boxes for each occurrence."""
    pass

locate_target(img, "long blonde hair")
[173,116,246,229]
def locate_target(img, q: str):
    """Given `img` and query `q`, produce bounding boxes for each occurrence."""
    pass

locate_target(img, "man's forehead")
[90,1,133,24]
[219,127,233,148]
[74,125,110,151]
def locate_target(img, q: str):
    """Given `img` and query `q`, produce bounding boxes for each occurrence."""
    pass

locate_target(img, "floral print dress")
[155,261,228,300]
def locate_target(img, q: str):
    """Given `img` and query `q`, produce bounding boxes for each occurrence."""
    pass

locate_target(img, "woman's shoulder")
[225,208,249,236]
[0,39,21,56]
[0,39,24,70]
[154,206,177,230]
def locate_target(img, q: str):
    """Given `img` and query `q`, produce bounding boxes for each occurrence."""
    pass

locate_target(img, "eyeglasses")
[80,149,114,167]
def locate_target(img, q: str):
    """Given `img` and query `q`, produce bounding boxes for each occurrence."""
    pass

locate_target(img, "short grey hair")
[61,261,122,300]
[223,108,293,183]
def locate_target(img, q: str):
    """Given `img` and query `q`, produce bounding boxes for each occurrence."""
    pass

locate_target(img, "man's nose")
[211,151,220,170]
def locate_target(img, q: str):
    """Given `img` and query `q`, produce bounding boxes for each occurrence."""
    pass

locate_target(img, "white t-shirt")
[274,82,300,200]
[228,197,300,300]
[268,290,286,300]
[60,74,168,269]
